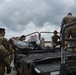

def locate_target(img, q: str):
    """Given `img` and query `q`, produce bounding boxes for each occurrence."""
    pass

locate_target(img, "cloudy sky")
[0,0,76,39]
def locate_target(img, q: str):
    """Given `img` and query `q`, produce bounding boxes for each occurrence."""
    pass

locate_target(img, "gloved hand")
[6,67,11,74]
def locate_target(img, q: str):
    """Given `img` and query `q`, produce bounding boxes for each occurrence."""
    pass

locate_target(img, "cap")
[0,28,5,33]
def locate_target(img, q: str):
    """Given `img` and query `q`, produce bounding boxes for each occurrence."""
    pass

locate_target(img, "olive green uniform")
[51,34,60,48]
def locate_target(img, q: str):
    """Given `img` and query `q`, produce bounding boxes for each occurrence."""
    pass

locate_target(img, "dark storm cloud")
[0,0,76,38]
[0,0,66,30]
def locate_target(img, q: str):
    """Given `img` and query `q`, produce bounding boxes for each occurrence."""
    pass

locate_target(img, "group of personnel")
[9,35,29,49]
[0,29,39,75]
[0,12,76,75]
[9,34,42,50]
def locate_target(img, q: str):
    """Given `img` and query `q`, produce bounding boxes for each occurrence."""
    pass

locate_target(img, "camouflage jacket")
[61,15,76,30]
[0,36,14,63]
[0,36,14,54]
[0,45,10,67]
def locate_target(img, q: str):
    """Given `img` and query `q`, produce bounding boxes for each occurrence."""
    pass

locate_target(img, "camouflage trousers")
[65,29,76,50]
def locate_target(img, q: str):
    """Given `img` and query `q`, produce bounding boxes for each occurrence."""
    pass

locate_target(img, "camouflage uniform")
[0,36,14,62]
[61,13,76,50]
[0,43,11,75]
[0,35,14,75]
